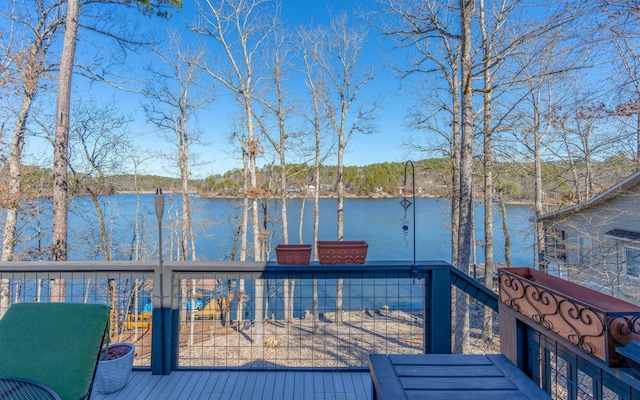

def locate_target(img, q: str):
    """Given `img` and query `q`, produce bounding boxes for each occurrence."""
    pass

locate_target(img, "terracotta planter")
[275,244,312,265]
[317,241,368,264]
[498,267,640,367]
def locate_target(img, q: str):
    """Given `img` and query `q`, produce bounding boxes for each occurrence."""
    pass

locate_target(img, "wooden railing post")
[499,304,526,370]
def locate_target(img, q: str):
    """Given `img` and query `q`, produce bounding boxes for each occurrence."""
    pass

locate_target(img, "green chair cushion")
[0,303,110,400]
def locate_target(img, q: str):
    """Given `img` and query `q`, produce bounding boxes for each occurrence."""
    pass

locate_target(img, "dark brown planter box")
[317,241,368,264]
[275,244,312,265]
[498,267,640,367]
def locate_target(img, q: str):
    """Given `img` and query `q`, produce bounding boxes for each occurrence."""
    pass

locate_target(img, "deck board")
[283,371,295,399]
[183,371,210,399]
[261,371,277,400]
[271,371,286,398]
[303,371,315,399]
[234,371,250,398]
[93,370,372,400]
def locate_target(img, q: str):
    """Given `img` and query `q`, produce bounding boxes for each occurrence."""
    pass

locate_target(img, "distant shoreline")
[112,191,535,206]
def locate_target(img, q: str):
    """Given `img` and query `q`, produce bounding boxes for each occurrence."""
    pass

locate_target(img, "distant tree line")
[3,156,635,207]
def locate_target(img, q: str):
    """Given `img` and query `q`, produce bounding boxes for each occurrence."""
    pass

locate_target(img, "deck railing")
[0,262,156,367]
[168,261,500,370]
[501,302,640,399]
[0,261,498,371]
[2,261,638,398]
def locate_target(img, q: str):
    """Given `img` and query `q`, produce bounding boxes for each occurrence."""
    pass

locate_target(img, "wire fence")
[0,262,500,371]
[0,268,154,368]
[173,271,426,368]
[451,287,500,355]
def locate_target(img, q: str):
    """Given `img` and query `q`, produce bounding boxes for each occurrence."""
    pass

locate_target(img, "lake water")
[9,194,536,316]
[56,194,536,266]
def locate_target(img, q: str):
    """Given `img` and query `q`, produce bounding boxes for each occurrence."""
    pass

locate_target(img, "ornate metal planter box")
[275,244,312,265]
[317,241,368,264]
[498,267,640,367]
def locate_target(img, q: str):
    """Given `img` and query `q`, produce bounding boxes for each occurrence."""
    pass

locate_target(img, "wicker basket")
[95,342,135,394]
[275,244,312,265]
[317,241,368,264]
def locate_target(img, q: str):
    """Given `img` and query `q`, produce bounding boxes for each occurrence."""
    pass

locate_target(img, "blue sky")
[71,0,417,178]
[3,0,419,179]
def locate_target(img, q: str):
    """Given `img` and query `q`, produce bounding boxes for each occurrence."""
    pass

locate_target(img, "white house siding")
[540,185,640,305]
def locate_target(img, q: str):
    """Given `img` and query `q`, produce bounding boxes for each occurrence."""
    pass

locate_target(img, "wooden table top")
[368,353,551,400]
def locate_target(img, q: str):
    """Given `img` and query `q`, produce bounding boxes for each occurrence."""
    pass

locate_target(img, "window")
[545,228,567,262]
[625,247,640,277]
[579,236,592,267]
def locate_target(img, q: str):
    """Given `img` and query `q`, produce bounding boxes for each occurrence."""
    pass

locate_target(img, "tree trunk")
[245,96,264,343]
[313,95,321,333]
[299,197,305,244]
[237,149,249,328]
[0,83,36,317]
[561,132,581,202]
[2,90,34,262]
[451,99,461,267]
[499,191,512,267]
[534,110,546,271]
[480,0,494,342]
[454,0,474,354]
[51,0,79,302]
[89,190,110,260]
[279,112,289,245]
[335,120,346,325]
[583,136,593,200]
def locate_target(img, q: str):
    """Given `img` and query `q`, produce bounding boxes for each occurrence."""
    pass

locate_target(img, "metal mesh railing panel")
[174,271,425,368]
[0,270,153,368]
[450,287,500,355]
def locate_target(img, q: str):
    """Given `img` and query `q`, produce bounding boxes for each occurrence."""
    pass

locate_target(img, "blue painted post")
[151,189,168,375]
[167,270,178,372]
[428,268,452,353]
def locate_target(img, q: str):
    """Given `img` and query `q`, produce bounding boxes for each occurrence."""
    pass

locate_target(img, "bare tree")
[550,93,614,203]
[194,0,276,337]
[479,0,495,342]
[50,0,79,302]
[1,0,63,262]
[252,28,302,325]
[373,0,462,267]
[255,29,295,246]
[297,26,331,333]
[0,0,64,314]
[67,99,131,329]
[311,12,374,324]
[143,30,213,345]
[608,27,640,169]
[50,0,182,303]
[143,30,212,262]
[68,99,131,261]
[508,23,590,269]
[454,0,474,354]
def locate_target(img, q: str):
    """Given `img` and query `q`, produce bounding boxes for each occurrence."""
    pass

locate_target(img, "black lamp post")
[401,161,416,267]
[155,188,164,267]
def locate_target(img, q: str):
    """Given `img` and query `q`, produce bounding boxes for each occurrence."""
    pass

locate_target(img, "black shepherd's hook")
[402,161,416,273]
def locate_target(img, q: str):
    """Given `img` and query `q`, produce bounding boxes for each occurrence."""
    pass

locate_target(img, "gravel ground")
[173,308,498,368]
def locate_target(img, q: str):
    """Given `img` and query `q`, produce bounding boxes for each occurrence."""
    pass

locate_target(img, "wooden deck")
[91,370,372,399]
